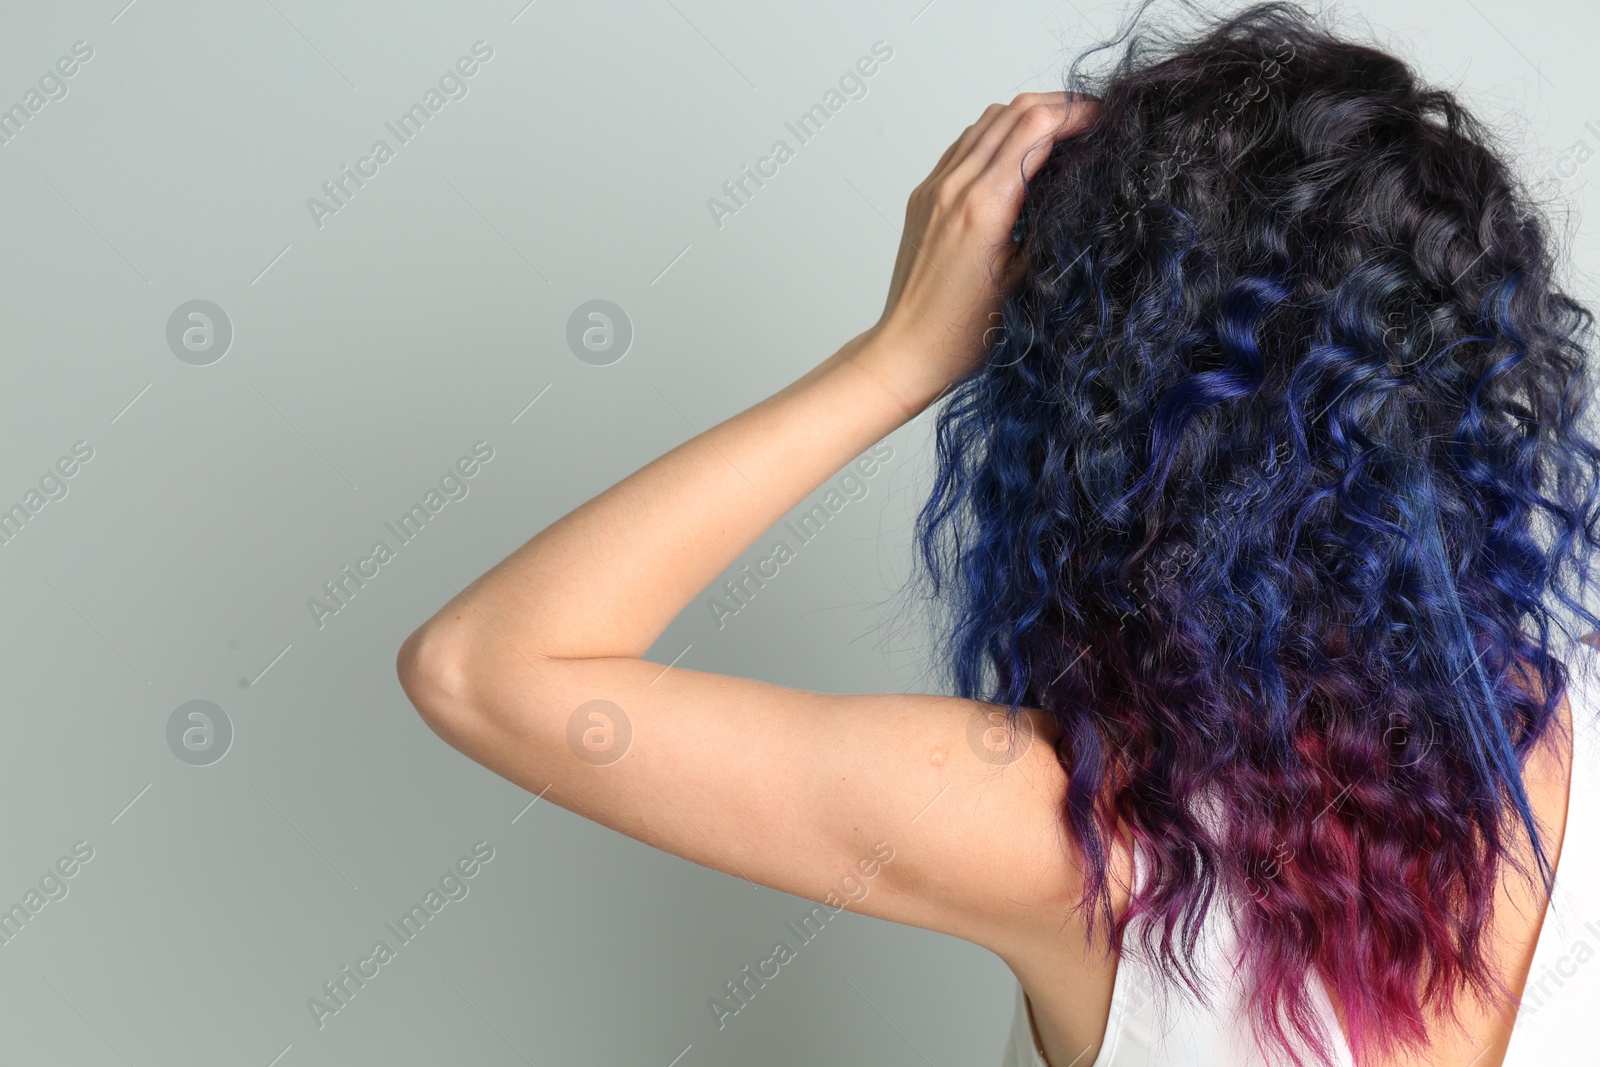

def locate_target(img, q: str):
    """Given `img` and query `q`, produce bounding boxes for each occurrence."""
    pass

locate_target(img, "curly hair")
[911,3,1600,1064]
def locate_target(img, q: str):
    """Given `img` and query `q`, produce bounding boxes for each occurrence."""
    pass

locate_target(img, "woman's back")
[905,5,1600,1065]
[1001,638,1600,1067]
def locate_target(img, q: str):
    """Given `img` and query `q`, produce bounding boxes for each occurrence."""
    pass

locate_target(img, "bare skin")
[395,92,1575,1067]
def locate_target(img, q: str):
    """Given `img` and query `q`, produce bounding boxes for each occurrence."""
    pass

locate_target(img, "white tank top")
[1001,640,1600,1067]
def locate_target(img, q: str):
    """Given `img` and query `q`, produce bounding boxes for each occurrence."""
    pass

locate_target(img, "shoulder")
[852,702,1119,952]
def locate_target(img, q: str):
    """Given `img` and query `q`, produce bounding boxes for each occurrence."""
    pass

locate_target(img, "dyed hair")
[911,3,1600,1064]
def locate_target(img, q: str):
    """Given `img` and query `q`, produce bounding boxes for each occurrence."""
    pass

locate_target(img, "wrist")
[845,325,965,419]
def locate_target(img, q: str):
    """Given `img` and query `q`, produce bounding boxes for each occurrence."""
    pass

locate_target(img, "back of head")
[912,2,1600,1063]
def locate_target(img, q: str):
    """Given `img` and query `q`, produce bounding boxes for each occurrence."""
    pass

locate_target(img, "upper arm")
[397,618,1083,950]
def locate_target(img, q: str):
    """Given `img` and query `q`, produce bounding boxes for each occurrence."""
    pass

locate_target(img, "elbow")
[396,621,478,741]
[398,615,571,762]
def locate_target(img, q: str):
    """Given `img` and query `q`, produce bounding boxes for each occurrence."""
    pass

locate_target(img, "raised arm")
[395,92,1102,948]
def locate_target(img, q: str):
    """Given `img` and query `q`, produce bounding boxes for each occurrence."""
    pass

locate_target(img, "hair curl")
[911,3,1600,1063]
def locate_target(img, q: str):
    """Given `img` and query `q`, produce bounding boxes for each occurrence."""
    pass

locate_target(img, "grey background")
[0,0,1595,1064]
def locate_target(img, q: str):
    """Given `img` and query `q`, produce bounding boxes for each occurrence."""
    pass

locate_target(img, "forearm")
[405,92,1096,672]
[414,328,938,664]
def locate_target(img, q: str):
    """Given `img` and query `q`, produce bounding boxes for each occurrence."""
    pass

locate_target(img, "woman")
[396,4,1600,1064]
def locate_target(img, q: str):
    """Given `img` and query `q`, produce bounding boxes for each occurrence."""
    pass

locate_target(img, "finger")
[944,92,1081,184]
[925,102,1007,187]
[928,93,1078,186]
[974,97,1099,200]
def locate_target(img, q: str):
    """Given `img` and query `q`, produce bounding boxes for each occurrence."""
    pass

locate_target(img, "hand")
[853,91,1100,411]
